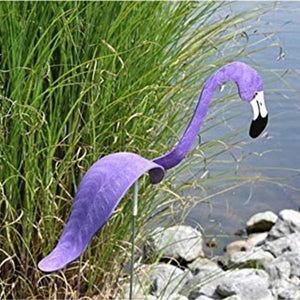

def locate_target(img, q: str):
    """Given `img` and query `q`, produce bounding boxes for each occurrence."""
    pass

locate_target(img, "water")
[185,1,300,254]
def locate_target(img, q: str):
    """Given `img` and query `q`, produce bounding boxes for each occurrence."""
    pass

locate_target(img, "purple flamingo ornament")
[38,61,268,272]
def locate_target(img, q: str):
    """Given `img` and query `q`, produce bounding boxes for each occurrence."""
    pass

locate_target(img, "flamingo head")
[236,65,268,139]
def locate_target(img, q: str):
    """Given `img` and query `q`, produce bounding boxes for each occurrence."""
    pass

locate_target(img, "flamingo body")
[38,62,268,272]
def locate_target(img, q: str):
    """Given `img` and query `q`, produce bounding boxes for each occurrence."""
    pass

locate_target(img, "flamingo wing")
[38,152,164,272]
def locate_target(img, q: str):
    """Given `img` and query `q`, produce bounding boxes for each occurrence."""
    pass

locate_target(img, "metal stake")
[129,180,138,300]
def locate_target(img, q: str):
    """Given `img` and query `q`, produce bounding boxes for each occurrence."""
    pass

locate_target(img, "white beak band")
[249,91,268,138]
[250,91,268,120]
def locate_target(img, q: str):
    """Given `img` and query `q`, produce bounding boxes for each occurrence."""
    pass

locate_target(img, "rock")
[224,247,275,269]
[187,258,221,275]
[268,209,300,240]
[223,296,242,300]
[246,211,278,234]
[161,294,188,300]
[224,240,249,255]
[151,226,204,262]
[265,256,291,281]
[147,264,191,298]
[117,281,153,300]
[216,269,272,300]
[117,264,191,299]
[270,279,300,299]
[144,296,157,300]
[264,251,300,281]
[194,295,216,300]
[280,251,300,278]
[263,232,300,257]
[181,268,227,299]
[247,232,268,247]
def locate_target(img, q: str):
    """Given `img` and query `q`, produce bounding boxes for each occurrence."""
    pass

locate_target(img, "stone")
[270,279,300,300]
[194,295,216,300]
[280,251,300,278]
[118,264,191,299]
[224,240,249,255]
[223,296,242,300]
[147,264,191,298]
[181,268,227,299]
[151,225,204,262]
[246,211,278,234]
[161,294,188,300]
[117,281,151,300]
[247,232,268,247]
[268,209,300,240]
[263,232,300,258]
[224,247,275,269]
[187,257,221,275]
[144,296,157,300]
[216,269,272,300]
[264,251,300,281]
[265,256,291,281]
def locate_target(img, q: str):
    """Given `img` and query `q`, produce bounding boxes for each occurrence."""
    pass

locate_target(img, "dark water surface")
[185,1,300,254]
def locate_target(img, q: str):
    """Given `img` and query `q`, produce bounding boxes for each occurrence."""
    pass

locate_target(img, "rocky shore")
[118,209,300,300]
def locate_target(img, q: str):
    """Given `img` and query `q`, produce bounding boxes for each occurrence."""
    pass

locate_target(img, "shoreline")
[118,208,300,300]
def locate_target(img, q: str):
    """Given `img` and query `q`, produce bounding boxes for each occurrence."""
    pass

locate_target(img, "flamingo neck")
[153,62,246,170]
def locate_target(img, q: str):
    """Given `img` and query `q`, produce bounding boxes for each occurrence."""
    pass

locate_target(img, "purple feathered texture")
[38,153,164,272]
[38,62,264,272]
[153,61,263,169]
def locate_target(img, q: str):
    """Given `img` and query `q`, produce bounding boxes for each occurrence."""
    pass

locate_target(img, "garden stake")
[129,180,139,300]
[38,61,269,272]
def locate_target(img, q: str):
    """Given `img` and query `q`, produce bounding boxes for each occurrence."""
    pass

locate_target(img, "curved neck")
[153,62,251,170]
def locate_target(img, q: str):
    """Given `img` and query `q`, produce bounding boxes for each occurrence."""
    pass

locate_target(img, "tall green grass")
[0,2,269,298]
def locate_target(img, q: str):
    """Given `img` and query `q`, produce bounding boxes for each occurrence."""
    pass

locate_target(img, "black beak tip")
[249,114,268,138]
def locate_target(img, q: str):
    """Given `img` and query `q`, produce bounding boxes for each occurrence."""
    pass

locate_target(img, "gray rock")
[151,226,204,262]
[224,247,274,269]
[144,296,157,300]
[263,232,300,257]
[280,251,300,278]
[118,264,191,299]
[264,251,300,281]
[224,240,249,255]
[265,256,291,281]
[194,295,215,300]
[187,258,221,275]
[161,294,188,300]
[181,268,227,299]
[268,209,300,240]
[247,232,268,247]
[148,264,191,298]
[223,296,242,300]
[246,211,278,234]
[117,281,154,300]
[216,269,272,300]
[270,279,300,300]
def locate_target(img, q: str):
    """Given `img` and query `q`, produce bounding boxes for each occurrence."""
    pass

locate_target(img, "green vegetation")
[0,2,269,298]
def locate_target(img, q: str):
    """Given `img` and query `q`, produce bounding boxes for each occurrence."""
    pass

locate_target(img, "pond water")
[185,1,300,254]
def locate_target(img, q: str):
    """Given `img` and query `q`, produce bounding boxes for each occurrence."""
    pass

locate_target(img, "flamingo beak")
[249,91,268,138]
